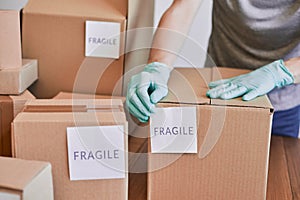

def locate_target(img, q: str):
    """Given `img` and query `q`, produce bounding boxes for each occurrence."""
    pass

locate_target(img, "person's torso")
[206,0,300,111]
[207,0,300,68]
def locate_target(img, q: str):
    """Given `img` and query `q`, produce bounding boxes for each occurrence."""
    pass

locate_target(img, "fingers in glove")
[220,86,248,99]
[208,78,232,88]
[150,84,169,104]
[136,84,155,113]
[128,104,149,123]
[129,92,152,118]
[242,89,260,101]
[206,83,238,98]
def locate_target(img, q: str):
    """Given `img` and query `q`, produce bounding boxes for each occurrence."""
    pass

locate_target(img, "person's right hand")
[126,62,172,123]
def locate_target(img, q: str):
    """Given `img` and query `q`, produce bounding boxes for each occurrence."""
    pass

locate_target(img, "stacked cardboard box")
[0,90,35,157]
[143,67,273,200]
[0,156,53,200]
[22,0,127,98]
[12,99,128,200]
[0,7,38,95]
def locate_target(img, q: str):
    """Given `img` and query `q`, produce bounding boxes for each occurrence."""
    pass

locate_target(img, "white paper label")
[0,0,28,10]
[67,126,125,181]
[150,107,197,153]
[85,21,120,58]
[0,192,20,200]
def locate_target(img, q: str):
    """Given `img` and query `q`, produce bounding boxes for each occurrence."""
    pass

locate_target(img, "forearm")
[148,0,202,67]
[284,57,300,84]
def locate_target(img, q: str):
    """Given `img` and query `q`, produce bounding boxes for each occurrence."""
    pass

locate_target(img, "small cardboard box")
[12,99,128,200]
[147,67,273,200]
[0,59,38,95]
[0,156,53,200]
[0,90,35,156]
[0,10,22,69]
[22,0,127,98]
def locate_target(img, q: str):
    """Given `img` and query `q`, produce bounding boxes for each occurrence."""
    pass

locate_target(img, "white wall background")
[154,0,213,68]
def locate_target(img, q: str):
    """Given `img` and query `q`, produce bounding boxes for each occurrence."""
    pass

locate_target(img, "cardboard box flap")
[160,68,211,105]
[53,92,126,103]
[211,67,273,110]
[24,0,127,21]
[160,67,273,110]
[211,96,274,110]
[24,99,124,112]
[0,157,50,191]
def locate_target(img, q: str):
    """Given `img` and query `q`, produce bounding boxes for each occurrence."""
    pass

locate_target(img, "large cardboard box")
[22,0,127,98]
[0,156,53,200]
[0,59,38,95]
[0,90,35,156]
[146,67,273,200]
[12,99,128,200]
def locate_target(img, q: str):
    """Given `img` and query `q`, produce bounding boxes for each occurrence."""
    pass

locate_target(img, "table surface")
[128,136,300,200]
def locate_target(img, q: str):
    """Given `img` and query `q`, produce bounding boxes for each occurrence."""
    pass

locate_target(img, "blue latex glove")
[126,62,172,122]
[206,59,294,101]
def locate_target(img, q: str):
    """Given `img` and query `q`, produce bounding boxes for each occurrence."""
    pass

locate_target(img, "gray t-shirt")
[206,0,300,111]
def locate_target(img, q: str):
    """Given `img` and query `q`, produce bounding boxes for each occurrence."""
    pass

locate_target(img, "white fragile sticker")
[150,107,197,153]
[0,192,20,200]
[67,126,125,181]
[85,21,120,59]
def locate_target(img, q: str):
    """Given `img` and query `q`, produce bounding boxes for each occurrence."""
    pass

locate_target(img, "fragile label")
[67,126,125,181]
[0,192,20,200]
[85,21,120,58]
[150,107,197,153]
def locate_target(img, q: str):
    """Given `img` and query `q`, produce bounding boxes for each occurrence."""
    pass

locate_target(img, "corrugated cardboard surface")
[12,99,128,200]
[0,59,38,95]
[147,67,273,200]
[22,0,127,98]
[0,10,22,69]
[0,156,53,200]
[0,90,35,156]
[53,91,126,103]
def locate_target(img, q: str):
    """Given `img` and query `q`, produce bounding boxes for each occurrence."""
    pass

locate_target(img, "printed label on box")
[0,192,20,200]
[150,107,197,153]
[67,126,125,181]
[85,21,120,59]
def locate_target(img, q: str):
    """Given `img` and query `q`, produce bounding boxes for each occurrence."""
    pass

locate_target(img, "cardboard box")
[0,90,35,156]
[0,10,22,69]
[0,59,38,95]
[12,99,128,200]
[0,156,53,200]
[22,0,127,98]
[146,67,273,200]
[51,92,152,138]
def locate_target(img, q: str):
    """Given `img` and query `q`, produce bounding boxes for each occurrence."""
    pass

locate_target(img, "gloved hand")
[126,62,172,122]
[206,59,294,101]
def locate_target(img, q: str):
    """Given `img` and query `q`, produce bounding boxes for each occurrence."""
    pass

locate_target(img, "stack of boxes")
[0,0,275,199]
[0,2,37,157]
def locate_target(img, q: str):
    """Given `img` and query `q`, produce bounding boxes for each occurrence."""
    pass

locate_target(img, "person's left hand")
[206,59,295,101]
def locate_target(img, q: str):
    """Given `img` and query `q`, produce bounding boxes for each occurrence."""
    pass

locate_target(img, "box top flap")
[23,0,127,21]
[160,67,273,109]
[23,99,124,112]
[211,67,273,109]
[0,157,50,191]
[160,68,211,105]
[53,92,126,103]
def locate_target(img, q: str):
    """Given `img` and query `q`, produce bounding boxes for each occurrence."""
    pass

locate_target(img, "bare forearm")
[148,0,202,67]
[284,57,300,84]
